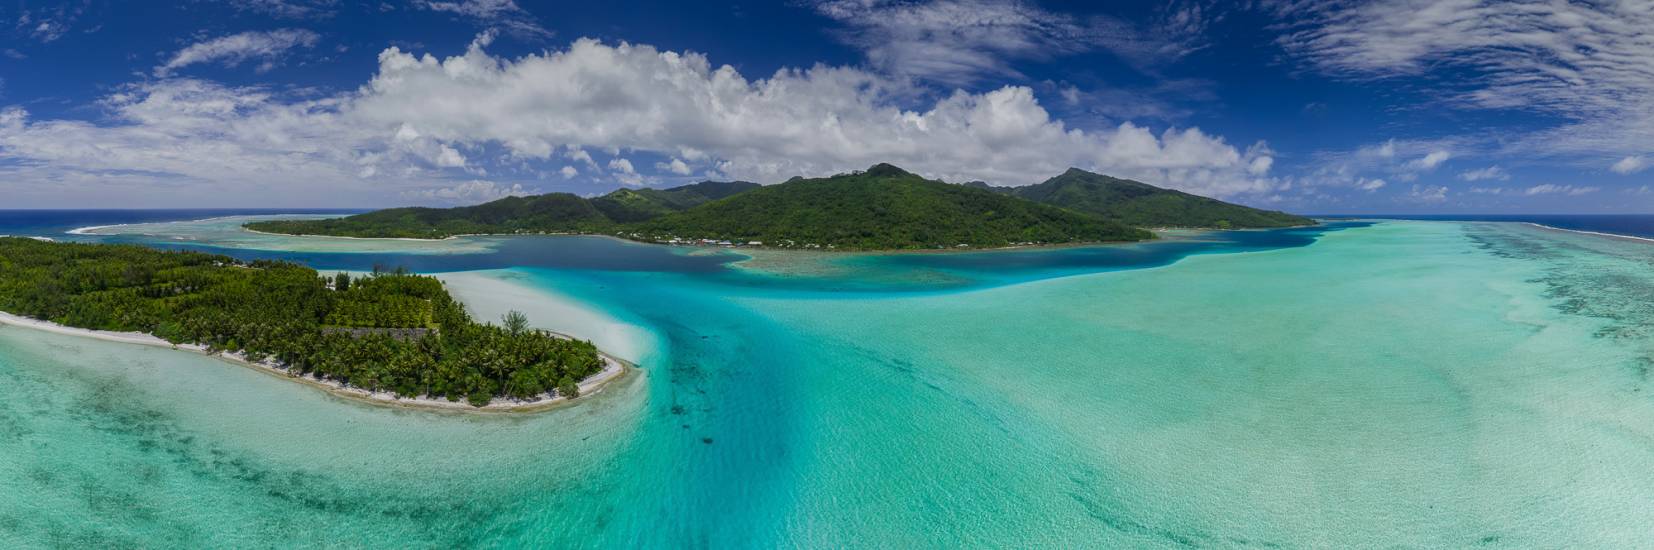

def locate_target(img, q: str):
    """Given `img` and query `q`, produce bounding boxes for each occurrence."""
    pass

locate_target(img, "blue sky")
[2,0,1651,213]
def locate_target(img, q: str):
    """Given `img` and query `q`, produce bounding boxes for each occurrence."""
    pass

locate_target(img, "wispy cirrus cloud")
[415,0,550,39]
[11,1,93,43]
[1402,150,1450,172]
[1270,0,1654,166]
[1524,184,1599,196]
[224,0,338,19]
[156,29,320,77]
[810,0,1212,86]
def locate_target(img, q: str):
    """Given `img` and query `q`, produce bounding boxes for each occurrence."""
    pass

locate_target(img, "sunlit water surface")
[2,214,1654,547]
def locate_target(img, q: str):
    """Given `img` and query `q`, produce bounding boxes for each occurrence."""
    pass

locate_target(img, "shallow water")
[76,215,507,255]
[3,217,1654,547]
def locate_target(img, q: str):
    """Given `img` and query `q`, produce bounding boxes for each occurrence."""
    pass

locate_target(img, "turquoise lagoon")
[3,219,1654,547]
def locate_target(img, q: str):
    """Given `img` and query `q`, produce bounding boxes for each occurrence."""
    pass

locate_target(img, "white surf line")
[66,223,132,235]
[68,214,344,236]
[1523,222,1654,244]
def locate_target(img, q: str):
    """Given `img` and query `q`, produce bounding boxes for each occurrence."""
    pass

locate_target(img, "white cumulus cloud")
[658,157,692,175]
[0,36,1281,206]
[1611,155,1648,175]
[1406,184,1448,203]
[351,37,1277,196]
[607,157,643,185]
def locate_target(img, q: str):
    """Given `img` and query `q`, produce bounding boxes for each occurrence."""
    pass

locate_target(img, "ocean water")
[1334,213,1654,239]
[0,209,362,239]
[3,212,1654,546]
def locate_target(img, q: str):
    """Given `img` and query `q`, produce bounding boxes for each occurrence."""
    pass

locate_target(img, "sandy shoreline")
[0,310,632,413]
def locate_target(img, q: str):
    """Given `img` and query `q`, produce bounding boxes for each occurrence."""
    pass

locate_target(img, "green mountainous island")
[0,237,606,407]
[246,164,1311,250]
[969,168,1311,229]
[246,180,760,239]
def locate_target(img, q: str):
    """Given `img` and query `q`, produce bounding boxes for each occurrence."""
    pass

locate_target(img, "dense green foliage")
[246,180,760,238]
[0,238,603,406]
[984,168,1313,229]
[633,164,1153,249]
[243,164,1307,249]
[590,180,761,222]
[247,193,612,238]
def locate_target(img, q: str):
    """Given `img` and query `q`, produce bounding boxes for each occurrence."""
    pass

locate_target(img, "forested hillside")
[633,164,1153,249]
[247,180,759,238]
[244,165,1311,248]
[993,168,1313,229]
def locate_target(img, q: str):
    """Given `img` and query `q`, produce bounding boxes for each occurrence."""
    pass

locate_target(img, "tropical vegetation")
[975,168,1313,229]
[632,164,1153,249]
[246,180,760,238]
[243,163,1313,249]
[0,238,603,406]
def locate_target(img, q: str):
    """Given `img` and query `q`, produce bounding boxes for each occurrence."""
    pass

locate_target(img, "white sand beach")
[0,310,631,413]
[435,269,655,364]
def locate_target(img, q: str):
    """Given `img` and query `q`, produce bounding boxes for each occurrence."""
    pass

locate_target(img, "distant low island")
[0,237,611,408]
[246,164,1312,250]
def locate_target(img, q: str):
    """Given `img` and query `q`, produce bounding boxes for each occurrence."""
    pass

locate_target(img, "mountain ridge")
[990,168,1313,229]
[629,164,1152,249]
[245,164,1310,248]
[245,180,759,239]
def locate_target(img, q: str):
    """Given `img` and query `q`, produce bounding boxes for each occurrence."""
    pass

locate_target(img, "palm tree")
[502,310,529,336]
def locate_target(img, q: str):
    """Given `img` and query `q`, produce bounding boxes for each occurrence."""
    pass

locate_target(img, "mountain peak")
[1012,169,1313,229]
[865,163,912,178]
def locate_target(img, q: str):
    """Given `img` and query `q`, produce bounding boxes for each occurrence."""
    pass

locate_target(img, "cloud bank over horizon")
[0,33,1277,207]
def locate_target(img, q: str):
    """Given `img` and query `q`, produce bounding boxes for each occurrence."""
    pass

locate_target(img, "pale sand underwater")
[3,220,1653,547]
[74,215,505,254]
